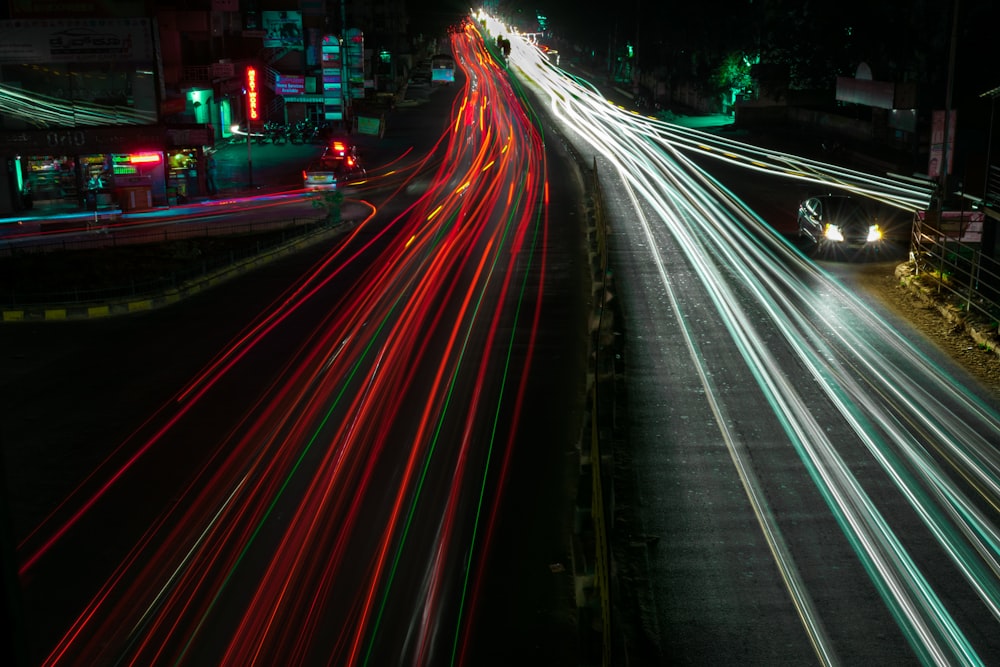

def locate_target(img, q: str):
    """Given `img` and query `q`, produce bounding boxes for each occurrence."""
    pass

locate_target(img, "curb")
[2,219,356,323]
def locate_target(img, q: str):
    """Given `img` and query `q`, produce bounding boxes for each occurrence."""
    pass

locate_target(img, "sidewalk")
[0,124,398,234]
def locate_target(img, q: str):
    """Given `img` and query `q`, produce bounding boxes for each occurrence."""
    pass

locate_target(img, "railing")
[590,156,614,667]
[264,93,285,121]
[2,214,336,307]
[910,208,1000,327]
[261,64,280,92]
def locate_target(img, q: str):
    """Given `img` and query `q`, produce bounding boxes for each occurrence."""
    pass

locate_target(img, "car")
[797,194,883,253]
[321,140,366,181]
[303,148,366,191]
[303,161,339,190]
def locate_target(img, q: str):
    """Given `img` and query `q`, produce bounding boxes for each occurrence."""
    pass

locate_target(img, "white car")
[303,161,339,190]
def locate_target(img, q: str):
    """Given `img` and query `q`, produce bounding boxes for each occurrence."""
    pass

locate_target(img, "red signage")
[246,66,259,121]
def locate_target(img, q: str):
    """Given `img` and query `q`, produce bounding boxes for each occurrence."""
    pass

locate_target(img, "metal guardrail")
[910,210,1000,326]
[590,156,614,667]
[2,214,334,307]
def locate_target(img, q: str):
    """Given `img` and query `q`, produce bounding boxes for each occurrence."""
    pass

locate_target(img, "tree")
[711,52,757,106]
[312,189,344,224]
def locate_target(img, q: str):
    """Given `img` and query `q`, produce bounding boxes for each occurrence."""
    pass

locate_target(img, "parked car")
[797,194,882,253]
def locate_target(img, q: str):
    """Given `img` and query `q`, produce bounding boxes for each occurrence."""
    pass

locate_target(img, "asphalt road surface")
[1,30,588,665]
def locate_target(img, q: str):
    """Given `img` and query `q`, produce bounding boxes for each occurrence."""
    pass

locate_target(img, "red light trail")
[26,20,551,666]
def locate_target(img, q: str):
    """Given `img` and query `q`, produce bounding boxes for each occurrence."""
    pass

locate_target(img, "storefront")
[166,148,200,204]
[0,17,162,216]
[22,155,79,208]
[166,125,215,204]
[107,153,162,211]
[16,150,164,213]
[0,126,170,216]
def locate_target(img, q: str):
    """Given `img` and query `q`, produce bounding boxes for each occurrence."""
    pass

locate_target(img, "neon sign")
[246,66,259,121]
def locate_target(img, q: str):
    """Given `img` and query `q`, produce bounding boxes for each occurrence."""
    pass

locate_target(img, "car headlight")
[866,225,882,242]
[824,224,844,242]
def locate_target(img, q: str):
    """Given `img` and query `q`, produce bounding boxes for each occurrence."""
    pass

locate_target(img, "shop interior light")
[130,153,162,164]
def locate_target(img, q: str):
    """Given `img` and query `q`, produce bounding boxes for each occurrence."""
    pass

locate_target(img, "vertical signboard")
[321,35,342,121]
[246,66,260,121]
[345,28,365,100]
[928,109,956,180]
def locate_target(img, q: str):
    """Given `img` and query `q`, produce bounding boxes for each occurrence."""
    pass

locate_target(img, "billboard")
[345,28,364,100]
[0,18,154,64]
[275,74,305,96]
[915,208,984,243]
[321,35,342,121]
[262,11,303,48]
[7,0,147,17]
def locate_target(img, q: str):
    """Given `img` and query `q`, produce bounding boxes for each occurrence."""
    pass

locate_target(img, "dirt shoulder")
[850,259,1000,398]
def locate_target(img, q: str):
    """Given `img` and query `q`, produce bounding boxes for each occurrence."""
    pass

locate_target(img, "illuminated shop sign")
[246,66,259,121]
[275,74,306,96]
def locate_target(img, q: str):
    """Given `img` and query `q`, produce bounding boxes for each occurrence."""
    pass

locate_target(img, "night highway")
[489,11,1000,666]
[5,11,1000,667]
[4,22,586,666]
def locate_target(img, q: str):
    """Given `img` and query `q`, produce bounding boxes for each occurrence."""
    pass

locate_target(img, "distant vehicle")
[430,53,455,83]
[303,161,338,190]
[539,45,560,66]
[324,138,357,161]
[325,140,365,179]
[303,143,365,190]
[798,194,882,254]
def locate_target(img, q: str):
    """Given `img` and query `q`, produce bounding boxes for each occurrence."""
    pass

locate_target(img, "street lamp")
[236,96,254,190]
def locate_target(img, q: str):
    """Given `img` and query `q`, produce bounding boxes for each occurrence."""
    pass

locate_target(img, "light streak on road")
[22,20,550,666]
[485,10,1000,665]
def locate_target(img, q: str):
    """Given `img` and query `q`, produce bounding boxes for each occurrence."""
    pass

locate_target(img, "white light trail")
[479,10,1000,665]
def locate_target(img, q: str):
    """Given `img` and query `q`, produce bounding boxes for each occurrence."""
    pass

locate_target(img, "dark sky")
[407,0,470,38]
[519,0,658,49]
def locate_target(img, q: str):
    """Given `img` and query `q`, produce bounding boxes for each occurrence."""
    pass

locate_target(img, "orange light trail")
[28,18,552,667]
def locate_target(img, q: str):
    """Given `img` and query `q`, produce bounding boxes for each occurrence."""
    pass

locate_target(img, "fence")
[2,214,335,307]
[589,157,614,667]
[910,208,1000,327]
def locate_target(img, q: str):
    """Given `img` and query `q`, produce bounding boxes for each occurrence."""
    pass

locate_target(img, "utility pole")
[246,105,254,189]
[634,0,640,97]
[940,0,959,208]
[981,85,999,198]
[243,82,254,189]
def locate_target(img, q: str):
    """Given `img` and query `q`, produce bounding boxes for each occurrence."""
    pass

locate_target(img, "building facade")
[0,0,409,217]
